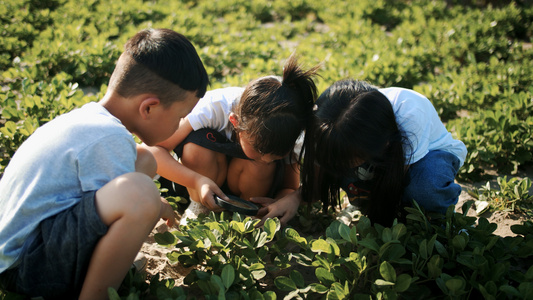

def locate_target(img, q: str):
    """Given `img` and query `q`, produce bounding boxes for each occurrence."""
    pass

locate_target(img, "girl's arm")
[142,117,227,210]
[252,189,302,227]
[251,163,302,226]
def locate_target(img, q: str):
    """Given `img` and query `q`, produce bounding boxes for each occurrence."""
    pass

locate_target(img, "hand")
[250,191,301,227]
[159,197,177,227]
[195,176,226,212]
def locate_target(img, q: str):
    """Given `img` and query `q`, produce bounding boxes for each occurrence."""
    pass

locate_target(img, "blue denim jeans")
[403,150,462,214]
[0,191,108,299]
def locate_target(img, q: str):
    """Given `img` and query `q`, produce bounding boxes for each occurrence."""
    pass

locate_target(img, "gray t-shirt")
[0,102,136,272]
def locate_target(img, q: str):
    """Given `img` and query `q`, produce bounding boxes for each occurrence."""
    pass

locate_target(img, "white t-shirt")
[187,87,245,140]
[187,87,304,163]
[380,87,467,166]
[0,102,136,272]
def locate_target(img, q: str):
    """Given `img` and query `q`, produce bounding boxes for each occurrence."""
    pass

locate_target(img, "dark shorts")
[174,128,248,160]
[0,191,108,299]
[160,128,284,199]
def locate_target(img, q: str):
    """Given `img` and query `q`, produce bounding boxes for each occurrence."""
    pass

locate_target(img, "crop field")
[1,0,532,299]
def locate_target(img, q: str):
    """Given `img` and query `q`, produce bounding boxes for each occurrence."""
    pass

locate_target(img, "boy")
[0,28,208,299]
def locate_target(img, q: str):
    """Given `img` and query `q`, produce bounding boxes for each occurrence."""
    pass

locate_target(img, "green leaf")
[107,287,121,300]
[381,228,392,243]
[434,240,449,258]
[290,270,305,288]
[263,291,277,300]
[310,283,328,293]
[154,231,177,246]
[419,239,428,260]
[332,282,348,299]
[395,274,412,292]
[428,255,443,278]
[499,285,521,297]
[311,239,332,254]
[197,279,217,295]
[379,261,396,282]
[374,279,395,286]
[0,121,17,138]
[519,282,533,298]
[350,226,358,244]
[316,267,335,286]
[326,221,342,239]
[249,262,265,271]
[252,269,266,280]
[379,243,406,262]
[358,238,380,252]
[210,274,225,293]
[230,221,246,234]
[391,223,407,240]
[255,231,268,248]
[274,276,297,291]
[445,277,466,295]
[526,265,533,281]
[221,264,235,289]
[452,235,467,251]
[312,254,330,269]
[285,227,307,247]
[338,222,352,242]
[264,218,280,240]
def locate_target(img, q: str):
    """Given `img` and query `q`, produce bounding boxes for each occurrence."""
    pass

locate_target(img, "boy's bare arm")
[143,117,195,186]
[135,145,157,177]
[141,118,227,210]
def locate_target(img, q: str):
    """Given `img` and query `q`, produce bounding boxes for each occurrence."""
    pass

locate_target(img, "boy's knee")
[121,173,160,216]
[98,172,161,223]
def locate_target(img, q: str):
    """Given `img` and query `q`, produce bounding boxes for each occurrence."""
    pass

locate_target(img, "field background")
[2,0,533,182]
[1,0,533,299]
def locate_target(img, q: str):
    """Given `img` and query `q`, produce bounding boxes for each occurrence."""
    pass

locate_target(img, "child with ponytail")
[299,79,467,227]
[144,54,319,224]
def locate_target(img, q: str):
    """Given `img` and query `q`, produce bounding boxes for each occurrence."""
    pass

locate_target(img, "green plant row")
[447,89,533,180]
[123,201,532,299]
[469,176,533,214]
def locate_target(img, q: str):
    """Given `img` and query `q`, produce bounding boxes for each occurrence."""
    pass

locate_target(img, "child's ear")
[229,112,239,128]
[139,97,161,119]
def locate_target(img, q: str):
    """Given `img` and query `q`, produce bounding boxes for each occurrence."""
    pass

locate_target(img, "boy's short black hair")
[109,28,209,106]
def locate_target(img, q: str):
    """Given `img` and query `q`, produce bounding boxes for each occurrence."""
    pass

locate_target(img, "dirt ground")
[140,177,531,285]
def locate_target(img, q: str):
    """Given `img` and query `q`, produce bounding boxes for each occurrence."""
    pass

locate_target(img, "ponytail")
[236,54,320,158]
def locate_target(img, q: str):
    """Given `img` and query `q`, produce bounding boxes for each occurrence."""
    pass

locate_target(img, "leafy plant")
[469,176,533,213]
[154,212,281,299]
[273,202,533,299]
[108,269,188,300]
[1,1,533,299]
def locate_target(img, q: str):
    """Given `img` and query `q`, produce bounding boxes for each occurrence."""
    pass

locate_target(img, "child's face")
[238,131,285,164]
[140,91,199,146]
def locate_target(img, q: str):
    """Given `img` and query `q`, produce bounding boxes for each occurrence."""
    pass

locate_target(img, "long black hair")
[301,79,411,226]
